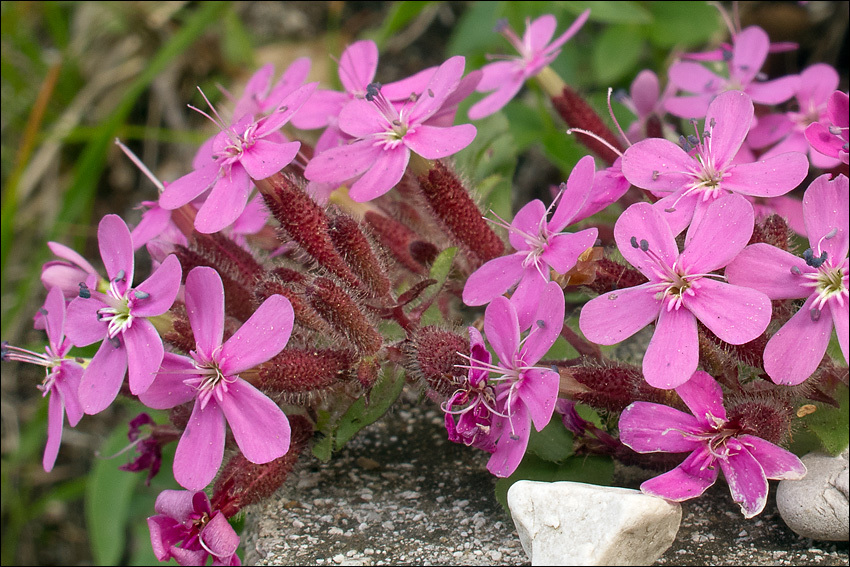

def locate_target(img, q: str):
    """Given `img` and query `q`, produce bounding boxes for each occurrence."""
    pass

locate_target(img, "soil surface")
[243,397,849,566]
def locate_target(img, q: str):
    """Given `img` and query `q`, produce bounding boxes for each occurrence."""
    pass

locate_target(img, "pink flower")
[619,370,806,518]
[579,194,772,389]
[147,489,240,566]
[805,90,849,165]
[303,56,477,202]
[463,155,598,328]
[467,11,590,119]
[726,173,849,384]
[41,241,102,300]
[622,90,809,236]
[65,214,182,415]
[231,58,312,121]
[2,286,84,471]
[748,64,842,169]
[617,69,676,142]
[138,266,293,490]
[665,26,800,118]
[159,83,316,234]
[458,281,564,477]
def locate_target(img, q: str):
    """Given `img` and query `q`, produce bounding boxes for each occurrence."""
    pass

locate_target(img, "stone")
[507,480,682,566]
[777,447,849,541]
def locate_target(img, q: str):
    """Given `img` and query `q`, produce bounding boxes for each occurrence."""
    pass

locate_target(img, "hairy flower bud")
[582,256,648,295]
[555,360,679,413]
[305,277,383,355]
[258,347,356,398]
[748,213,792,250]
[726,395,793,445]
[414,160,504,266]
[551,84,624,166]
[404,326,469,397]
[364,211,429,275]
[328,213,392,300]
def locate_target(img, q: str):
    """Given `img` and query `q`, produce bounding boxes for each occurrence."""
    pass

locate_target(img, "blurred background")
[2,2,847,565]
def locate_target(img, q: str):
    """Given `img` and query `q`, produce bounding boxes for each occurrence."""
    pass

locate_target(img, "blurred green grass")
[2,2,846,565]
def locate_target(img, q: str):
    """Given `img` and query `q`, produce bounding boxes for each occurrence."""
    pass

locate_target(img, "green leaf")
[643,1,723,48]
[333,367,406,451]
[794,383,850,456]
[592,24,645,85]
[446,1,503,59]
[370,1,436,49]
[526,417,575,464]
[562,1,653,24]
[86,427,143,566]
[428,247,457,289]
[311,409,335,462]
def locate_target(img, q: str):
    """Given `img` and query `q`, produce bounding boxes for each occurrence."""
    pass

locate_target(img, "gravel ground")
[242,396,849,566]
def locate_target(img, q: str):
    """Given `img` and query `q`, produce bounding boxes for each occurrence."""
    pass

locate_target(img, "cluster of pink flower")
[3,4,848,564]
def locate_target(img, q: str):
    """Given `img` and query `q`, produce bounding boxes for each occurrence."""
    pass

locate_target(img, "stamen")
[133,290,150,299]
[566,128,624,158]
[79,283,91,299]
[810,308,821,322]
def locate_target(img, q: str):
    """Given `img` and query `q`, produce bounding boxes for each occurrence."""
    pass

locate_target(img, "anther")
[639,239,649,252]
[630,236,639,248]
[79,283,91,299]
[810,308,821,322]
[114,270,126,282]
[790,266,802,275]
[824,227,838,240]
[828,125,842,135]
[652,170,660,180]
[109,336,121,348]
[803,248,828,268]
[38,307,48,316]
[536,320,546,328]
[133,290,150,299]
[365,82,382,102]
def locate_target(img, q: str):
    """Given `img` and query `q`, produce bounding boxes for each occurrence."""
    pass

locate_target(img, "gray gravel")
[242,396,849,566]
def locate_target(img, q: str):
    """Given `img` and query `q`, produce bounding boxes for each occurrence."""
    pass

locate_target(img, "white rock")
[508,480,682,566]
[777,447,849,541]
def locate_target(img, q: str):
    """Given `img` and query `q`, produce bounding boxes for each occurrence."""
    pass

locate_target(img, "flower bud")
[328,213,392,300]
[258,347,356,399]
[305,277,383,355]
[404,326,469,397]
[551,84,624,166]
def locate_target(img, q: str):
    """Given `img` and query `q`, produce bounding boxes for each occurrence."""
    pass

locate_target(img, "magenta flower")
[619,370,806,518]
[665,26,799,118]
[460,281,564,477]
[805,90,849,165]
[65,214,182,415]
[579,194,772,389]
[159,82,316,234]
[463,155,598,328]
[41,241,103,300]
[147,489,240,566]
[748,64,842,169]
[467,11,590,120]
[138,266,293,490]
[622,90,809,236]
[2,286,84,471]
[303,55,477,202]
[726,173,849,385]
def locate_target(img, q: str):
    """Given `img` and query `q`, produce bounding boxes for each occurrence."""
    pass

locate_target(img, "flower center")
[365,83,410,149]
[186,352,235,409]
[96,270,148,339]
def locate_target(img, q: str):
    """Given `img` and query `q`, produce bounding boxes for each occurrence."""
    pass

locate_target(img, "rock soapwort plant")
[3,2,848,564]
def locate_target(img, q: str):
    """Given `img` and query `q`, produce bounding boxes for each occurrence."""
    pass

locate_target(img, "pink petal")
[509,267,548,332]
[746,112,793,149]
[739,435,806,480]
[468,74,524,120]
[56,362,84,426]
[338,98,390,138]
[404,123,476,159]
[42,286,67,352]
[338,39,378,94]
[833,296,849,364]
[408,56,465,123]
[674,370,726,424]
[304,138,383,184]
[219,294,294,375]
[520,281,565,364]
[803,173,849,260]
[64,295,108,347]
[525,15,557,53]
[718,438,769,518]
[98,214,135,292]
[47,241,99,277]
[231,63,274,118]
[509,199,546,251]
[791,62,837,104]
[174,400,226,490]
[746,76,800,106]
[640,447,718,501]
[681,194,753,272]
[347,146,409,202]
[540,227,598,275]
[218,378,291,463]
[618,401,704,453]
[43,390,64,472]
[631,70,660,117]
[484,296,521,364]
[723,153,809,197]
[153,488,197,521]
[668,61,724,95]
[579,284,661,346]
[724,243,812,299]
[78,338,128,415]
[643,306,698,389]
[462,254,525,306]
[137,352,197,409]
[159,164,219,210]
[621,138,693,195]
[185,267,225,360]
[290,89,348,130]
[238,139,300,180]
[200,512,240,559]
[123,319,164,395]
[545,9,590,53]
[549,155,595,232]
[705,90,753,166]
[131,205,173,250]
[132,254,182,317]
[255,83,317,136]
[731,26,769,83]
[805,122,844,159]
[486,403,531,478]
[613,202,679,278]
[194,166,253,234]
[664,94,711,119]
[763,295,833,385]
[651,192,699,237]
[684,279,771,345]
[517,368,559,432]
